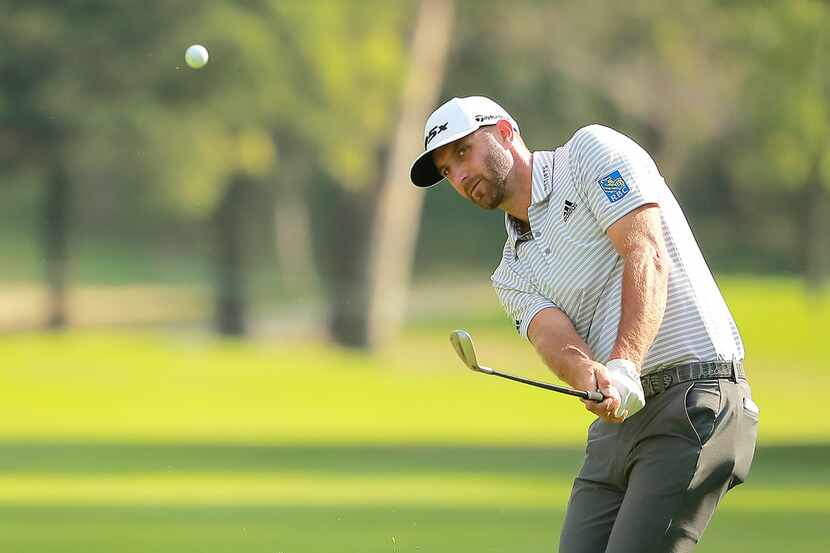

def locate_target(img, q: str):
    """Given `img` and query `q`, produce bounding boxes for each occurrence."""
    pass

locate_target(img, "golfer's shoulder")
[566,124,650,174]
[567,124,634,154]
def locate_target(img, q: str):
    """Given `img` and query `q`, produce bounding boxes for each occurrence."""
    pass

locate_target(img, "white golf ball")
[185,44,209,69]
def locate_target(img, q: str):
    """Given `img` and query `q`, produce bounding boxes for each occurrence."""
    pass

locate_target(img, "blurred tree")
[17,0,433,346]
[0,2,102,329]
[42,155,70,328]
[1,1,282,333]
[200,0,426,345]
[267,0,455,348]
[366,0,455,348]
[270,132,319,299]
[10,0,823,344]
[213,172,251,336]
[484,0,746,183]
[727,0,830,291]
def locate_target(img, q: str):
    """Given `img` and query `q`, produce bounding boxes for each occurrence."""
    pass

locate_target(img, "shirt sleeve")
[491,247,558,340]
[568,124,664,232]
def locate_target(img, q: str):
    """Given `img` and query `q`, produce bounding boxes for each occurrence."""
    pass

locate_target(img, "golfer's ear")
[495,119,514,143]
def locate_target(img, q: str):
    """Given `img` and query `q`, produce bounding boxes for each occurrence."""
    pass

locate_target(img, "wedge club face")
[449,330,494,374]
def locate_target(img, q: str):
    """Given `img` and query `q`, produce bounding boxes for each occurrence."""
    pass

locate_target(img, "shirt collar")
[504,150,556,248]
[530,150,556,205]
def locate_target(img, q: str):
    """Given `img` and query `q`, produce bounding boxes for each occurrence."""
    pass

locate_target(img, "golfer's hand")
[578,363,625,423]
[605,359,646,419]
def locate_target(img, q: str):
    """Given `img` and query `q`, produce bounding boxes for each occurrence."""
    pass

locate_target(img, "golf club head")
[449,330,493,374]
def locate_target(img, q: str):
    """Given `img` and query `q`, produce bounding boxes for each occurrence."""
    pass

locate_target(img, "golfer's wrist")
[551,359,594,392]
[608,344,643,372]
[546,345,597,388]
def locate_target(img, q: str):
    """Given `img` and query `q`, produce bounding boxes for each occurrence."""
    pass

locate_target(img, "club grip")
[585,390,605,402]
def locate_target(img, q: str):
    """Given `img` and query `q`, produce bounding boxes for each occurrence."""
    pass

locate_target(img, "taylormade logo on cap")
[409,96,519,188]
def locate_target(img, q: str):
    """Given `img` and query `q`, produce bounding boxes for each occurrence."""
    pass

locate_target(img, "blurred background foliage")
[2,0,828,347]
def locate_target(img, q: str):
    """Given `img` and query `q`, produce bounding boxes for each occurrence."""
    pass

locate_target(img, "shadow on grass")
[0,441,827,483]
[0,441,585,476]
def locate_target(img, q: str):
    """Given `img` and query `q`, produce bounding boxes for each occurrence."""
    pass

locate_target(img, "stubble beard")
[474,142,512,210]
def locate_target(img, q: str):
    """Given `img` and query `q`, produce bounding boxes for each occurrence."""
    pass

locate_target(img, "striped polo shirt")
[491,124,744,375]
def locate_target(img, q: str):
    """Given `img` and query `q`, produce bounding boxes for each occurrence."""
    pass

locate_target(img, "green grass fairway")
[0,443,826,552]
[0,276,827,551]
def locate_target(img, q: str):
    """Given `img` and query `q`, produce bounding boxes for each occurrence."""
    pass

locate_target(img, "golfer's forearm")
[611,244,668,368]
[528,312,597,388]
[540,342,594,387]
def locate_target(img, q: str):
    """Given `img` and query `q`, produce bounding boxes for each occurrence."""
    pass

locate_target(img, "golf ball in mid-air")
[185,44,209,69]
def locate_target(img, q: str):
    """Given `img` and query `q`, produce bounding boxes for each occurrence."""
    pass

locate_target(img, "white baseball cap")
[409,96,519,188]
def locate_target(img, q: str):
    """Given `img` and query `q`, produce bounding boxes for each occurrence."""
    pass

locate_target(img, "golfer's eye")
[458,147,466,158]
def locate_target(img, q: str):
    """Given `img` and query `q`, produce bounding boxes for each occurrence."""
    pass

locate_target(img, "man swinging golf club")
[410,96,759,552]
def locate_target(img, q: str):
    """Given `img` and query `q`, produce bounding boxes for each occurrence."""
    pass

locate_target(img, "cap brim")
[410,149,443,188]
[409,128,480,188]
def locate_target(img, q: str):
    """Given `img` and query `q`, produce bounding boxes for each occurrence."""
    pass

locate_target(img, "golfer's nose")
[449,164,468,187]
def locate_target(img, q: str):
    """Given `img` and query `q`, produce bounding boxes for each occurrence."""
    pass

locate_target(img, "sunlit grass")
[0,471,824,512]
[0,302,826,445]
[0,330,600,444]
[718,275,829,367]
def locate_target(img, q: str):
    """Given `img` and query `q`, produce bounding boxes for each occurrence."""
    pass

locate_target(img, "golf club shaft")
[487,368,605,402]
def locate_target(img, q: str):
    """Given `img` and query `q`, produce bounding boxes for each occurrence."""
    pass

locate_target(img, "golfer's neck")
[502,152,533,223]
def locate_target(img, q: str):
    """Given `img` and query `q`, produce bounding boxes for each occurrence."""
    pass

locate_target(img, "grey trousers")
[559,378,759,553]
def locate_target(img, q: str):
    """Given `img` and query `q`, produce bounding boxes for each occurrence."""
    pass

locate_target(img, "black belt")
[640,360,745,399]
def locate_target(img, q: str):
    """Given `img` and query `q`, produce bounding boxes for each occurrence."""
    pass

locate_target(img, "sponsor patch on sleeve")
[597,170,630,203]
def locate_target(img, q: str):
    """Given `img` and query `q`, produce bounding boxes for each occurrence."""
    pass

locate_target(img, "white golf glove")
[605,359,646,419]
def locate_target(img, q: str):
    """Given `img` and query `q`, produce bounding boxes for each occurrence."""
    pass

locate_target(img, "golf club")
[449,329,605,402]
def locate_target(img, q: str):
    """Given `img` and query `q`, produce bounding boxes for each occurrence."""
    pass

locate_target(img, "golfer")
[410,96,759,552]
